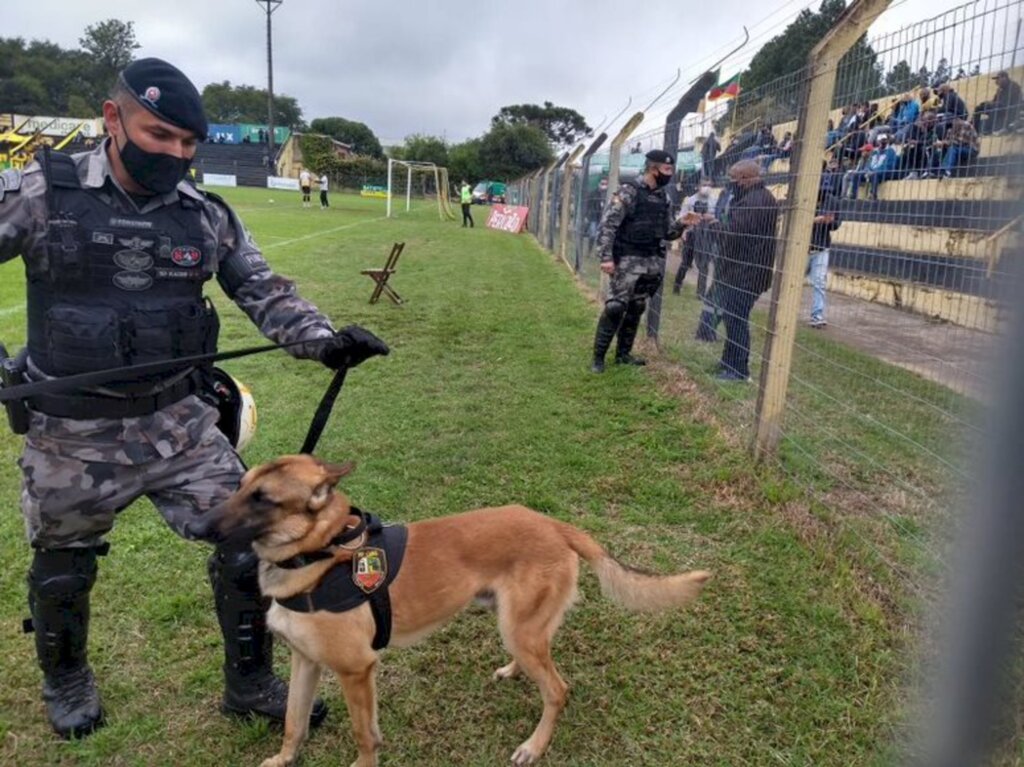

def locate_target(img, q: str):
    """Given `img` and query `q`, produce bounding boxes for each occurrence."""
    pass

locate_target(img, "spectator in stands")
[901,112,938,179]
[845,134,897,200]
[299,167,313,208]
[934,80,969,138]
[708,159,779,382]
[930,117,980,178]
[317,173,329,209]
[919,87,940,112]
[973,70,1022,135]
[807,178,842,328]
[890,92,921,143]
[825,118,843,151]
[822,156,844,195]
[701,131,720,181]
[761,131,793,172]
[672,180,720,298]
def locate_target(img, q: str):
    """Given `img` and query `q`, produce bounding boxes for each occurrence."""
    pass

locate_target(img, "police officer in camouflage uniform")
[0,58,388,739]
[590,149,685,373]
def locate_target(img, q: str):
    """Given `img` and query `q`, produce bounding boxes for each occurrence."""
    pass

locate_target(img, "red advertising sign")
[486,205,530,234]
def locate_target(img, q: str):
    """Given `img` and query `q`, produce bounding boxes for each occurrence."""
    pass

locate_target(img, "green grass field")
[0,188,948,766]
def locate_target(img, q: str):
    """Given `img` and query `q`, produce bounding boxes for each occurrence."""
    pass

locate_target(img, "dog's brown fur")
[200,455,711,767]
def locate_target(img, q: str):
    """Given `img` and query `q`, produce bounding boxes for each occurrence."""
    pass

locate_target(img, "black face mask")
[115,110,192,194]
[654,171,673,188]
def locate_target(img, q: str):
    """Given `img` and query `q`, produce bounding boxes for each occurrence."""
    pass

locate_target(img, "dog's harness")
[275,508,408,650]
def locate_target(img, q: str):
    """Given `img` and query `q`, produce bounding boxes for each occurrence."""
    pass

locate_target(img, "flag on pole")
[708,73,742,102]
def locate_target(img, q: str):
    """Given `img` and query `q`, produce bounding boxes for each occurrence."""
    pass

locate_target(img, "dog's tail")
[556,521,711,612]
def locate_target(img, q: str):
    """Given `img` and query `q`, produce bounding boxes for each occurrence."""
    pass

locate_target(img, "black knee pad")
[603,300,627,324]
[208,546,261,595]
[28,548,99,598]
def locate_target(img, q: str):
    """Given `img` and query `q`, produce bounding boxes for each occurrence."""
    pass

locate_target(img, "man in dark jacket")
[701,131,721,181]
[710,159,779,381]
[973,70,1023,135]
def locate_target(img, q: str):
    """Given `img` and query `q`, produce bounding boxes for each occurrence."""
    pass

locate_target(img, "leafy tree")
[885,60,915,95]
[491,101,591,149]
[201,81,303,127]
[397,133,449,166]
[478,123,553,180]
[447,138,484,184]
[308,117,383,158]
[79,19,139,78]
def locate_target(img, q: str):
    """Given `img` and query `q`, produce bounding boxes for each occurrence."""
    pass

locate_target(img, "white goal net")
[386,159,456,221]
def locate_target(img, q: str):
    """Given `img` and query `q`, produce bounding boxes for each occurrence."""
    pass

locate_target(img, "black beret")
[119,58,208,140]
[645,149,675,164]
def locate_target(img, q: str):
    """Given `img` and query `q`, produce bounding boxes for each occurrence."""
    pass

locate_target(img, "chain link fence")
[509,3,1024,756]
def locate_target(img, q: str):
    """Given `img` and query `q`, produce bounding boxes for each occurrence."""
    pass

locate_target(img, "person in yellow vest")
[460,180,474,228]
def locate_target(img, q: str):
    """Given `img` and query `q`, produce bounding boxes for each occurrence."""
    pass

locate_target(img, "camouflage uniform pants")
[606,254,665,306]
[19,405,244,550]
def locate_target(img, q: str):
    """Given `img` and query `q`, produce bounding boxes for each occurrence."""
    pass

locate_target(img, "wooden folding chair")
[360,242,405,305]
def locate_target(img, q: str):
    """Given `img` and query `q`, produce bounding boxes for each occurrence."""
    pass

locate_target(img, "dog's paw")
[510,743,540,766]
[493,660,519,681]
[260,756,292,767]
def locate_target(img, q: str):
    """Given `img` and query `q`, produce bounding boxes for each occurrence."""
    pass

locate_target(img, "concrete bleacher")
[747,68,1024,332]
[194,142,271,188]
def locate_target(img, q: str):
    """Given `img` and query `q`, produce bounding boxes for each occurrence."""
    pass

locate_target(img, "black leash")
[0,338,317,404]
[0,337,351,456]
[301,367,348,455]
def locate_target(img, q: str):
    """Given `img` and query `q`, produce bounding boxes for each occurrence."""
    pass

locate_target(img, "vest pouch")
[45,305,121,375]
[128,301,218,364]
[620,222,659,246]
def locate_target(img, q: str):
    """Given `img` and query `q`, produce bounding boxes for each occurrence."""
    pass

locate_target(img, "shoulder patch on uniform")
[0,169,23,203]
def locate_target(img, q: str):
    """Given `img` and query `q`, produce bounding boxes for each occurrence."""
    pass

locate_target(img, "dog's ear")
[307,462,355,512]
[322,461,356,485]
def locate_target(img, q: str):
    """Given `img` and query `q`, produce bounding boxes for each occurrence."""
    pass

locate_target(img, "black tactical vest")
[612,181,670,258]
[27,151,219,385]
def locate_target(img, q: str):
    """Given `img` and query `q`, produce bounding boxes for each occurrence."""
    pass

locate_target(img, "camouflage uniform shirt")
[593,178,685,264]
[0,142,336,467]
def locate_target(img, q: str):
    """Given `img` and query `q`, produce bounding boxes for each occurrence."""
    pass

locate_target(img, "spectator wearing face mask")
[845,134,898,200]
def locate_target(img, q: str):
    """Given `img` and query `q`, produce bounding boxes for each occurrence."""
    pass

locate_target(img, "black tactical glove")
[319,325,390,370]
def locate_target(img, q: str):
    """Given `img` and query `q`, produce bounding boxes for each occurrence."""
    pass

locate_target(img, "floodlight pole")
[256,0,283,154]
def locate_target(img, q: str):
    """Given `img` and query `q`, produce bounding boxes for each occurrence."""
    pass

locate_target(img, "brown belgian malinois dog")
[195,454,711,767]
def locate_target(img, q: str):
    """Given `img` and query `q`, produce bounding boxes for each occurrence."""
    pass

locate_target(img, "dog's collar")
[273,507,371,570]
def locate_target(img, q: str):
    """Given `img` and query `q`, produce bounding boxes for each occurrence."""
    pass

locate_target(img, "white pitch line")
[0,303,25,318]
[262,217,387,251]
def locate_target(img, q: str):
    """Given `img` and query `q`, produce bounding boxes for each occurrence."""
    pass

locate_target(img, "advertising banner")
[10,115,104,138]
[268,176,301,191]
[485,205,530,234]
[201,173,237,187]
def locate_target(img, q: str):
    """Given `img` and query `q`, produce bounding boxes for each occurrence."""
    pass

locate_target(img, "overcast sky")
[7,0,983,145]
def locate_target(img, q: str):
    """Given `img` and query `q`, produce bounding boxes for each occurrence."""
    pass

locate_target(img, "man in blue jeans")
[846,134,897,200]
[807,181,842,328]
[710,160,779,381]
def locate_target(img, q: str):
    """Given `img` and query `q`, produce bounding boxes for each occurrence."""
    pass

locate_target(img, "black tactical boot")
[592,304,622,373]
[27,547,105,739]
[614,302,647,366]
[208,548,328,727]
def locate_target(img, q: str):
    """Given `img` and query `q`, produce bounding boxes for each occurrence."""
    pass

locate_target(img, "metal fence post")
[752,0,893,461]
[539,153,567,248]
[557,144,586,271]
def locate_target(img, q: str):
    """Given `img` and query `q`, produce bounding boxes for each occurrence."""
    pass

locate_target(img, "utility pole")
[255,0,283,154]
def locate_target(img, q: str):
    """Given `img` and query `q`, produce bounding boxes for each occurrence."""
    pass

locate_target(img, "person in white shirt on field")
[299,168,313,207]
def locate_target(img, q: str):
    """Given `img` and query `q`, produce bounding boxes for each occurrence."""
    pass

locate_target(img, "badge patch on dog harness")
[353,547,387,593]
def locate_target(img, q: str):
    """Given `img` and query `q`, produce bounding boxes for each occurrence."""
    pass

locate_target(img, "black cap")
[118,58,208,140]
[645,149,675,165]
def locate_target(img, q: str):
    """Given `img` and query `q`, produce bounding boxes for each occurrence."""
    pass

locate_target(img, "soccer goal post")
[386,158,457,221]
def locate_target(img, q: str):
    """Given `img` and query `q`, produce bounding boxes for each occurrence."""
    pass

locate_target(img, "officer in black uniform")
[590,149,685,372]
[0,58,388,738]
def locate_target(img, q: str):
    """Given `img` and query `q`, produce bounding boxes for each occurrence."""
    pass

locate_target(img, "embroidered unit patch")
[352,547,387,593]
